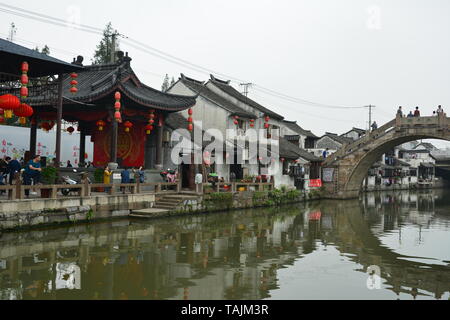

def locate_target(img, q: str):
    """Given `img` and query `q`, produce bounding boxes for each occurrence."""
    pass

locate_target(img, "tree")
[161,74,170,92]
[33,45,51,55]
[92,22,120,65]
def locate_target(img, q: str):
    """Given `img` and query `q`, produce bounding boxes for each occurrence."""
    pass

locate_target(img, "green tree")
[33,45,51,55]
[92,22,120,65]
[161,74,170,92]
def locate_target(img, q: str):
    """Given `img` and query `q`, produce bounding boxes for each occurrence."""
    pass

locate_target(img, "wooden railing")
[0,179,277,201]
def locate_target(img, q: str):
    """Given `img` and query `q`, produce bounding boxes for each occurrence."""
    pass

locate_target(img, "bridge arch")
[323,115,450,199]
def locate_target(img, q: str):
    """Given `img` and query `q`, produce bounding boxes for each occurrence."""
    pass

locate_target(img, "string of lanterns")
[187,108,193,132]
[145,110,155,135]
[264,115,270,129]
[249,119,255,128]
[20,62,29,99]
[114,91,122,122]
[70,73,78,94]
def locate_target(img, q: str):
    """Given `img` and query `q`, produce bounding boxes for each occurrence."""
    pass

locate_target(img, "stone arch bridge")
[322,114,450,199]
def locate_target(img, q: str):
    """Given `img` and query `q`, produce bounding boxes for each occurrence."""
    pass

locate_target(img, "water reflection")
[0,190,449,300]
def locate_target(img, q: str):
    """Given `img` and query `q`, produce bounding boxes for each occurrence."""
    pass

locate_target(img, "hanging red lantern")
[188,108,193,116]
[234,120,239,125]
[14,103,34,125]
[0,94,21,119]
[20,62,29,99]
[41,122,52,132]
[69,73,78,94]
[67,126,75,135]
[264,123,270,129]
[124,121,133,132]
[249,119,255,128]
[145,124,153,135]
[96,120,106,131]
[265,116,270,123]
[188,123,194,132]
[114,91,121,122]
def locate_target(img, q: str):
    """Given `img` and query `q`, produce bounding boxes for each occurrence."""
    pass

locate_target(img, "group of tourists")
[103,166,146,194]
[397,105,444,118]
[0,155,43,196]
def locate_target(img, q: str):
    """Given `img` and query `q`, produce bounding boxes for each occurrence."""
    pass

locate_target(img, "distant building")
[341,128,367,141]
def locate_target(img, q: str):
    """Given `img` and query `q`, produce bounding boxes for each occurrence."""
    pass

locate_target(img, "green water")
[0,189,449,300]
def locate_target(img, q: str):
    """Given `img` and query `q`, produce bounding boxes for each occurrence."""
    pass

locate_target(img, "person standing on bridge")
[414,107,421,117]
[397,106,403,117]
[437,105,444,115]
[407,111,414,118]
[371,121,378,132]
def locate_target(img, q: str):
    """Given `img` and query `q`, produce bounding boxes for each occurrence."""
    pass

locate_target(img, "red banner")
[93,123,146,168]
[309,179,323,188]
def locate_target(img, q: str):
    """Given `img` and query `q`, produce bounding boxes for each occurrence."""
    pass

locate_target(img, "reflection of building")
[0,198,449,300]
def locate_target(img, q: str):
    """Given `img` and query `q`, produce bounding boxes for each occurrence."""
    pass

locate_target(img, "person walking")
[24,155,42,197]
[414,107,420,117]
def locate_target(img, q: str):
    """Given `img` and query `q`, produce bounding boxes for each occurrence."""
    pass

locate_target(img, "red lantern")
[145,124,153,135]
[124,121,133,132]
[41,122,52,132]
[264,123,270,129]
[265,116,270,122]
[187,108,193,131]
[188,117,193,123]
[115,92,121,100]
[96,120,106,131]
[20,62,29,99]
[188,123,194,132]
[70,87,78,94]
[188,108,193,116]
[0,94,21,119]
[114,112,121,121]
[14,103,33,125]
[234,120,239,125]
[67,126,75,135]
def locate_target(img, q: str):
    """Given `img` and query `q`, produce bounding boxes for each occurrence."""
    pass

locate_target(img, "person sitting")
[407,111,414,118]
[24,155,42,197]
[67,160,73,168]
[6,157,22,185]
[414,107,420,117]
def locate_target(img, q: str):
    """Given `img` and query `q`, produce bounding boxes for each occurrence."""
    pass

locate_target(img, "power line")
[0,2,366,111]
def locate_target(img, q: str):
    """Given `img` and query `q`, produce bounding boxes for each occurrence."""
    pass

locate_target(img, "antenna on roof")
[240,83,253,97]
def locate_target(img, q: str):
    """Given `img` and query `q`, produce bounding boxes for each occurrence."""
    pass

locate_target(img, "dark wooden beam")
[55,74,63,168]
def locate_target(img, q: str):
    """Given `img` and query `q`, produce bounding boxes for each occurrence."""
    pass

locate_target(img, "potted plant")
[94,168,105,192]
[41,167,58,198]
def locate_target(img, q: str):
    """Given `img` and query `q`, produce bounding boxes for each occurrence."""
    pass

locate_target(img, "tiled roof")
[0,38,82,77]
[282,120,318,138]
[342,127,366,136]
[179,75,254,118]
[209,75,284,120]
[322,133,353,145]
[26,58,196,111]
[280,138,321,162]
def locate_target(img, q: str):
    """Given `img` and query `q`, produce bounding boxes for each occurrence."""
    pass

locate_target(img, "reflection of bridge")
[323,114,450,199]
[319,198,450,299]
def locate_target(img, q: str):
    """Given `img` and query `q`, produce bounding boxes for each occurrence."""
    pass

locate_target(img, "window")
[282,161,289,175]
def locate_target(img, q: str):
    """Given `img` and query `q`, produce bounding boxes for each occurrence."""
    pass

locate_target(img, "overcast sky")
[1,0,449,147]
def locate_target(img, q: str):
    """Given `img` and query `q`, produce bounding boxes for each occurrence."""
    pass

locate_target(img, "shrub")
[41,167,58,185]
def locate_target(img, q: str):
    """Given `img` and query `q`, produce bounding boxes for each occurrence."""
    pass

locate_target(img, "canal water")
[0,190,449,300]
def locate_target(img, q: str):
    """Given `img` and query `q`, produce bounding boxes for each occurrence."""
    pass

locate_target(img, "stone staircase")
[130,195,190,219]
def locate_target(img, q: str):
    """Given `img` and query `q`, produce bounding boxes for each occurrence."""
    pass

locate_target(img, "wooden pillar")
[79,125,86,166]
[55,74,63,168]
[110,111,118,164]
[29,118,37,156]
[155,114,164,170]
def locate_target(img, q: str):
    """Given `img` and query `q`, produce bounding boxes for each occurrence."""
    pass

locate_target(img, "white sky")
[1,0,450,148]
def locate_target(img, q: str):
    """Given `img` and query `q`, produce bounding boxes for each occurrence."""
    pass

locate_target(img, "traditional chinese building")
[25,52,196,169]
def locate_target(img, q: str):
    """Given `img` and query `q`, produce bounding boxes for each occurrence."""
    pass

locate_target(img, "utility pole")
[110,31,118,63]
[240,83,253,97]
[8,23,17,42]
[365,105,376,131]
